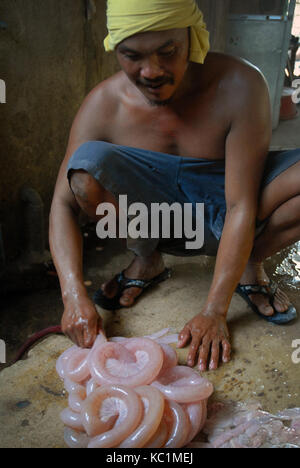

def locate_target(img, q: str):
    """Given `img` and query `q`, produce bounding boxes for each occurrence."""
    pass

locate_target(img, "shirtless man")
[49,4,300,372]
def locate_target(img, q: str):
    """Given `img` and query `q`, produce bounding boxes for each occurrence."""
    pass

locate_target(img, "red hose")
[13,325,63,363]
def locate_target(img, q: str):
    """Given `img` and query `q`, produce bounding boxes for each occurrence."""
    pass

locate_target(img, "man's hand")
[177,311,231,371]
[61,295,103,348]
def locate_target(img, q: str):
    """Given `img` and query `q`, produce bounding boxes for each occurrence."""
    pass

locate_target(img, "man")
[49,0,300,372]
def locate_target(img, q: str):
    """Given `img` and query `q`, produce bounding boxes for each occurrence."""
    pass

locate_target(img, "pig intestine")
[56,329,213,449]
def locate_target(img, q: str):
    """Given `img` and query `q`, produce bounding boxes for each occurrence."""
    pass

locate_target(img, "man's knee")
[69,169,106,210]
[70,170,93,197]
[69,169,119,218]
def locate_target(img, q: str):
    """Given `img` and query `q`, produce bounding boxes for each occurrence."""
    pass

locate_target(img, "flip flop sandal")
[93,267,172,311]
[235,282,297,325]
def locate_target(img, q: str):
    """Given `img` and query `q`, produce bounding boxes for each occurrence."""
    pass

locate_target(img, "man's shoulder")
[197,52,270,123]
[84,71,125,111]
[194,52,271,137]
[203,52,268,94]
[75,71,127,138]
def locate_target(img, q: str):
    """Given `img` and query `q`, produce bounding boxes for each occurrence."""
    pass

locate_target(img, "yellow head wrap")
[104,0,210,64]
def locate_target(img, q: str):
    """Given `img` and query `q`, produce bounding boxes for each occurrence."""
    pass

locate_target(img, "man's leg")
[240,159,300,316]
[69,169,166,307]
[69,169,118,220]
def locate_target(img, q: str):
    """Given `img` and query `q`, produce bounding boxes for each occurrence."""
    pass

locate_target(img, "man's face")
[116,28,190,105]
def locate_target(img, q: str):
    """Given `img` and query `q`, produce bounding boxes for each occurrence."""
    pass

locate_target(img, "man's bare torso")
[88,52,260,161]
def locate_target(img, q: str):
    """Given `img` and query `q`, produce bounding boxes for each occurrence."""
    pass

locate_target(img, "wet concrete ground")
[0,228,299,448]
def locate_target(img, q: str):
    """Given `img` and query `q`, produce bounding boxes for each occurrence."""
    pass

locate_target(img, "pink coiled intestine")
[57,329,213,448]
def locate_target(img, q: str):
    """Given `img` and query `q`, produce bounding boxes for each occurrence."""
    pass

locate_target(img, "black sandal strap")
[238,284,272,297]
[116,271,151,290]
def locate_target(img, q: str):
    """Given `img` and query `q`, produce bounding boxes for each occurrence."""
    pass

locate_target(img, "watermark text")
[292,79,300,105]
[0,339,6,363]
[291,339,300,364]
[96,195,205,250]
[0,79,6,104]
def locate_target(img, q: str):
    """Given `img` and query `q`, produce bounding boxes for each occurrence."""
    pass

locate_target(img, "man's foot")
[239,261,291,317]
[100,250,166,307]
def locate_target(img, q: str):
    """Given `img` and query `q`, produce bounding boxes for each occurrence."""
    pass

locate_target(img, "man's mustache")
[138,77,174,87]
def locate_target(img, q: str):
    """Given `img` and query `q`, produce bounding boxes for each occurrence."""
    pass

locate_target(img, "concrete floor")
[0,230,299,448]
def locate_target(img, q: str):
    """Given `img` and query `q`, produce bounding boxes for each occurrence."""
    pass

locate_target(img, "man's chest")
[109,92,230,160]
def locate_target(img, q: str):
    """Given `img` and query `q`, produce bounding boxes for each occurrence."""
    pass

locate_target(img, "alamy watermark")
[292,79,300,105]
[292,339,300,364]
[96,195,205,250]
[0,339,6,363]
[0,79,6,104]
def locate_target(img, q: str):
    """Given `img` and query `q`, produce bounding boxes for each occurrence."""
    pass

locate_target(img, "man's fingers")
[209,339,220,371]
[198,338,211,372]
[83,325,96,348]
[177,327,191,348]
[187,335,201,367]
[222,340,231,363]
[74,326,85,348]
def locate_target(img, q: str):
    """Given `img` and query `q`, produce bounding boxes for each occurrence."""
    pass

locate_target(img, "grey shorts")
[67,141,300,257]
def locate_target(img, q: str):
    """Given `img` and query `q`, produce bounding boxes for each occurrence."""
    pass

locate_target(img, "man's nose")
[140,55,164,81]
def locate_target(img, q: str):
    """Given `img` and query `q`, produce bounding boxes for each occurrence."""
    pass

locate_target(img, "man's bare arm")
[49,84,113,347]
[178,64,272,370]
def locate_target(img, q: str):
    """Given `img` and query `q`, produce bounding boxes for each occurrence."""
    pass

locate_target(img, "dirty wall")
[0,0,118,261]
